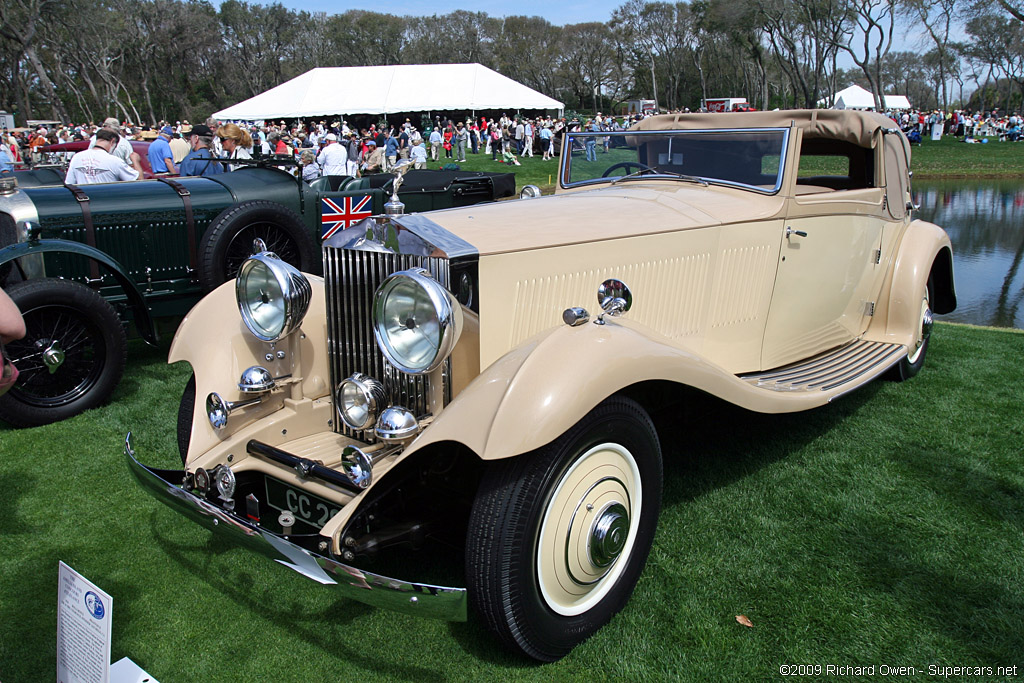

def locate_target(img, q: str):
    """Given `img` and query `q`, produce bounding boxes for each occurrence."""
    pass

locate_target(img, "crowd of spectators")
[1,110,663,181]
[8,104,1017,183]
[881,108,1023,143]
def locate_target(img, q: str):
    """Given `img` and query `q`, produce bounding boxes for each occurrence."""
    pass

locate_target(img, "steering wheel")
[601,162,654,178]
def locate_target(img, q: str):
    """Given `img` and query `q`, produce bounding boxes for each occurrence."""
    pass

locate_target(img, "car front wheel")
[0,278,126,427]
[466,396,662,661]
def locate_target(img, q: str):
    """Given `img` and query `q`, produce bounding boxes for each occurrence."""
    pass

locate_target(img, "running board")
[740,340,905,393]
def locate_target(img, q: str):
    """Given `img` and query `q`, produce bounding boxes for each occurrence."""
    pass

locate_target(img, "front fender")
[866,219,955,349]
[405,317,839,462]
[0,238,158,345]
[169,274,332,461]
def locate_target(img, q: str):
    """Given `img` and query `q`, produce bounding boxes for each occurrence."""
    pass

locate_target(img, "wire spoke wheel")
[222,221,302,281]
[0,279,126,427]
[198,200,318,292]
[8,306,103,405]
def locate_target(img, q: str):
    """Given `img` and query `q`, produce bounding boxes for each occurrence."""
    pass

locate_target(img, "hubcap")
[537,442,641,616]
[41,340,65,374]
[589,502,629,568]
[921,308,934,343]
[907,290,932,364]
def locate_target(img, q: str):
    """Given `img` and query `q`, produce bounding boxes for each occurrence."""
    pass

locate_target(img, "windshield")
[561,128,788,193]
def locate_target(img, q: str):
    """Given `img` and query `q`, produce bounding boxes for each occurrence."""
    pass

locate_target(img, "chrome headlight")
[337,373,388,431]
[372,268,463,375]
[520,184,541,199]
[236,252,312,342]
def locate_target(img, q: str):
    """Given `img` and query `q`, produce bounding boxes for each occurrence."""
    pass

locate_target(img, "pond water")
[912,179,1024,330]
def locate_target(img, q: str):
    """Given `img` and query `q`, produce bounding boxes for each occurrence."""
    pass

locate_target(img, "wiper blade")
[610,166,708,186]
[609,167,654,185]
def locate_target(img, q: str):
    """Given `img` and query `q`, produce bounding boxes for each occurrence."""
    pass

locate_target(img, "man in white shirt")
[88,117,135,166]
[316,133,348,176]
[66,129,143,184]
[410,140,428,169]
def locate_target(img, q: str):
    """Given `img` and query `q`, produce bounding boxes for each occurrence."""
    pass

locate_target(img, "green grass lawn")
[1,322,1022,681]
[909,136,1024,179]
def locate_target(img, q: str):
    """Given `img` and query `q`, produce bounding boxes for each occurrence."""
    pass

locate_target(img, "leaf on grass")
[736,614,754,628]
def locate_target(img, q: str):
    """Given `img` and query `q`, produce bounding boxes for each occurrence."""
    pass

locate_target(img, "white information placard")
[57,561,112,683]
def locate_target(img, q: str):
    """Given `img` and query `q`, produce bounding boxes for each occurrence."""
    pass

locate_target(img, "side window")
[796,139,875,192]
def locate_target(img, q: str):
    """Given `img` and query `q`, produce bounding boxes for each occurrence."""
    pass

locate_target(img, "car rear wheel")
[889,274,934,381]
[198,200,319,292]
[466,396,662,661]
[0,278,126,427]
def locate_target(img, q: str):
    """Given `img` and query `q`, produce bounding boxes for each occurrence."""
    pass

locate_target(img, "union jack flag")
[321,195,373,240]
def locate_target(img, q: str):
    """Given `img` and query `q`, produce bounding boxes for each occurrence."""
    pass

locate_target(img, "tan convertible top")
[631,109,900,151]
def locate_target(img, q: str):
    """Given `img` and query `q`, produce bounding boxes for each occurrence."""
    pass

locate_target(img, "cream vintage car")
[127,110,955,661]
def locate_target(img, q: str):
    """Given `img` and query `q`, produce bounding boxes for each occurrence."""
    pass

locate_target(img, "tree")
[829,0,897,110]
[0,0,69,121]
[901,0,957,110]
[756,0,846,108]
[325,10,407,67]
[491,16,564,98]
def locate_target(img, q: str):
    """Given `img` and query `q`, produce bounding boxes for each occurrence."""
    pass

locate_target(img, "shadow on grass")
[655,383,883,506]
[447,616,539,668]
[0,471,44,535]
[144,511,448,680]
[848,511,1024,664]
[900,445,1024,528]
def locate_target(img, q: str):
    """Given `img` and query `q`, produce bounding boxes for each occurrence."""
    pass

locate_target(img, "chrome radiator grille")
[324,246,451,440]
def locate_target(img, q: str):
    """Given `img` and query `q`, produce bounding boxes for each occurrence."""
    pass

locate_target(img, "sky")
[217,0,962,93]
[235,0,946,56]
[223,0,625,26]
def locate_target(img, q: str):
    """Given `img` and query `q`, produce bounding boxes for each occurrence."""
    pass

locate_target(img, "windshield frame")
[558,127,791,195]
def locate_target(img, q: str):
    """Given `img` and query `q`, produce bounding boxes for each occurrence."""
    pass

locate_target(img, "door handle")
[786,226,808,238]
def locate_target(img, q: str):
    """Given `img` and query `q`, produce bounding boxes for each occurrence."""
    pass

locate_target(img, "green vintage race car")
[0,163,515,427]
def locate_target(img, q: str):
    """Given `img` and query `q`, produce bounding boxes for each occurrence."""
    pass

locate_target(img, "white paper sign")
[57,561,112,683]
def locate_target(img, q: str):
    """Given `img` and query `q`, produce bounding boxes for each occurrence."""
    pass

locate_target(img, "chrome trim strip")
[559,127,790,195]
[126,439,467,621]
[323,213,478,262]
[741,339,904,392]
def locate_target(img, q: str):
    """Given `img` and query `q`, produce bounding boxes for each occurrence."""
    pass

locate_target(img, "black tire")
[466,396,662,661]
[889,274,934,382]
[177,374,196,465]
[198,200,319,292]
[0,278,126,427]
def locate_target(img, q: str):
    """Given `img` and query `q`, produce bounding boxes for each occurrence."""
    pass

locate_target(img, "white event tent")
[213,64,564,120]
[819,84,911,110]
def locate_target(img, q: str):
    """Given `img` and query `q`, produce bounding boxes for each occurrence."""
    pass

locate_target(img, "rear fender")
[0,238,158,345]
[866,219,955,349]
[404,317,836,463]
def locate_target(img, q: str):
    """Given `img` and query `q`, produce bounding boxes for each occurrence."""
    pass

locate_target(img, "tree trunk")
[24,45,68,122]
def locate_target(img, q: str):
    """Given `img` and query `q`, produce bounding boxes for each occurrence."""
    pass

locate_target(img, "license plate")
[264,478,341,530]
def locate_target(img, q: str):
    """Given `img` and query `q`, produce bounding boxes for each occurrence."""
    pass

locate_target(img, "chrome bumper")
[124,434,467,621]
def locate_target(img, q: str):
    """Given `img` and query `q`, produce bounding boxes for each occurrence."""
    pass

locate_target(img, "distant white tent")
[818,85,911,110]
[883,94,912,109]
[213,64,564,120]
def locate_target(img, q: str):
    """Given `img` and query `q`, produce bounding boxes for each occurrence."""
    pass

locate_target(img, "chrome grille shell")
[323,214,478,441]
